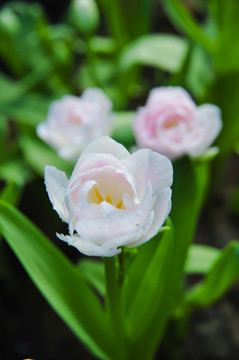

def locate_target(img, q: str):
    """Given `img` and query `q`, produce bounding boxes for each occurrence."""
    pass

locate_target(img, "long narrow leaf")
[119,34,188,73]
[184,244,220,274]
[0,200,112,359]
[169,158,209,308]
[126,220,173,337]
[163,0,217,53]
[183,241,239,310]
[78,258,105,297]
[122,226,169,312]
[0,181,22,206]
[126,219,175,360]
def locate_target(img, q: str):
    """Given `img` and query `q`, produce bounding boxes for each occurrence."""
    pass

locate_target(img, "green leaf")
[19,135,74,178]
[0,6,24,75]
[119,34,188,73]
[126,220,175,360]
[78,258,105,297]
[212,0,239,73]
[89,36,116,54]
[0,2,48,75]
[168,158,210,310]
[96,0,129,49]
[125,221,173,337]
[112,111,135,145]
[123,0,155,37]
[192,146,219,163]
[0,181,22,206]
[0,60,53,105]
[0,93,52,127]
[228,186,239,215]
[0,200,112,360]
[204,72,239,160]
[181,241,239,313]
[0,3,72,94]
[163,0,217,53]
[184,244,220,274]
[0,72,26,104]
[122,225,169,312]
[0,114,8,153]
[0,157,34,186]
[185,43,214,97]
[79,59,116,88]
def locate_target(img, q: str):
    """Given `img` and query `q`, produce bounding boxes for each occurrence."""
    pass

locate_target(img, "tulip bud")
[70,0,99,36]
[0,7,20,36]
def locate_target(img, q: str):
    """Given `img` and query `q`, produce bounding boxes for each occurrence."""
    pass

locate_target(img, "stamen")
[165,119,178,129]
[106,194,112,204]
[94,188,103,203]
[116,199,123,209]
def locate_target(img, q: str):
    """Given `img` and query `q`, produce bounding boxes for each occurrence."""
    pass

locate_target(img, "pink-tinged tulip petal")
[187,104,222,157]
[133,86,222,160]
[80,136,130,159]
[122,148,173,200]
[37,89,113,161]
[71,152,128,180]
[44,137,173,257]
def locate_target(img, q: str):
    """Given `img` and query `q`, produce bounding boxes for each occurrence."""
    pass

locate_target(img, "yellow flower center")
[164,119,178,129]
[94,188,124,209]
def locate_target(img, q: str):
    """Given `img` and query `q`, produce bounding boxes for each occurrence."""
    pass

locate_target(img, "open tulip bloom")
[37,88,113,161]
[133,86,222,160]
[45,136,173,256]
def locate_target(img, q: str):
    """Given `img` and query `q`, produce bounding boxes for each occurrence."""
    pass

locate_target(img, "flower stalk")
[104,255,127,359]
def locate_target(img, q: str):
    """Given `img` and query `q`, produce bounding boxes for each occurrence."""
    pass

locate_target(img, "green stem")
[104,256,127,359]
[97,0,129,51]
[85,34,101,87]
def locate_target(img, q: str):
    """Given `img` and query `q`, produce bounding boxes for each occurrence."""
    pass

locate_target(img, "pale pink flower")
[37,88,113,161]
[44,136,173,257]
[133,87,222,160]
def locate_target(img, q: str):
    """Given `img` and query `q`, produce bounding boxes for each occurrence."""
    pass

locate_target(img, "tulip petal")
[82,88,112,113]
[123,149,173,199]
[58,143,84,161]
[80,136,130,159]
[44,166,71,222]
[103,210,155,250]
[147,86,195,107]
[188,104,222,157]
[128,188,172,248]
[70,153,127,180]
[75,183,153,245]
[57,233,121,257]
[37,122,55,146]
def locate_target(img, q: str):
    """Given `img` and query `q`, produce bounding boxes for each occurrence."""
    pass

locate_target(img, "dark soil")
[182,153,239,360]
